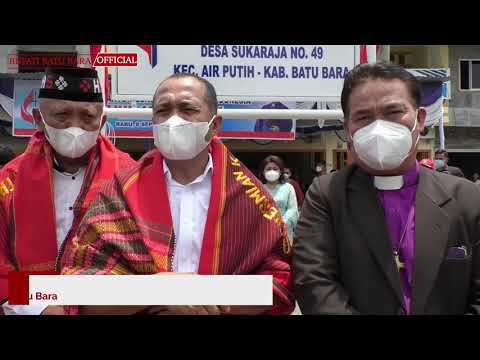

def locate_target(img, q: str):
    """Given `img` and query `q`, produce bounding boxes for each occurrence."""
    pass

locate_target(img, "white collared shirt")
[164,155,213,273]
[53,167,86,249]
[2,165,86,315]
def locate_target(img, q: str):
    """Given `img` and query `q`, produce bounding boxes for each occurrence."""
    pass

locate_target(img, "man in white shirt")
[62,73,294,315]
[0,67,135,315]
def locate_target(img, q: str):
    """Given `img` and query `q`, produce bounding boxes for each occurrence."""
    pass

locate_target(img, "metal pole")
[439,110,446,150]
[354,45,360,66]
[366,45,377,64]
[104,108,345,121]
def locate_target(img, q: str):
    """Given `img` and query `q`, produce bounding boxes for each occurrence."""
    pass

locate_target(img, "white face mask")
[352,112,418,171]
[264,170,280,182]
[153,115,215,160]
[40,111,101,159]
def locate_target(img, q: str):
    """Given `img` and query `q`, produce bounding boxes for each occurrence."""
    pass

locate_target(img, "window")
[416,151,431,161]
[459,59,480,91]
[390,52,414,68]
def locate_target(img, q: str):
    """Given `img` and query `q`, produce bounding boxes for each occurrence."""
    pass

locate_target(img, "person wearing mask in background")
[260,155,299,241]
[308,160,327,191]
[0,67,135,316]
[434,149,465,178]
[314,160,326,177]
[0,146,15,169]
[284,167,304,209]
[293,62,480,315]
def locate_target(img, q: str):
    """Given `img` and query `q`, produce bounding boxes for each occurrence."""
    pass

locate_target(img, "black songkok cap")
[38,67,103,103]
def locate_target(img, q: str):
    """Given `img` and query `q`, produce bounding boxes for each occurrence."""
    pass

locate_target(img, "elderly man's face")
[34,99,104,132]
[345,78,426,175]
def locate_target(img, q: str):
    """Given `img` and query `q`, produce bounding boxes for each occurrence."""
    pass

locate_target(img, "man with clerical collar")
[0,67,135,315]
[293,62,480,315]
[61,73,294,315]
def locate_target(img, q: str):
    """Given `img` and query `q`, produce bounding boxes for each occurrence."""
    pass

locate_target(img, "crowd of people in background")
[257,156,339,240]
[257,145,480,247]
[420,148,480,184]
[5,142,480,204]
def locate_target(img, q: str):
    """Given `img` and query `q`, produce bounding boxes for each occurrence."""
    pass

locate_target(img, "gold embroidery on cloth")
[229,155,283,228]
[0,177,14,199]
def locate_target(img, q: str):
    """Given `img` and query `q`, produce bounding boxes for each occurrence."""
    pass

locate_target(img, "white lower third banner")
[27,275,273,306]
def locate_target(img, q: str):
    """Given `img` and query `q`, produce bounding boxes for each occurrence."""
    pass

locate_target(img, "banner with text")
[111,45,356,101]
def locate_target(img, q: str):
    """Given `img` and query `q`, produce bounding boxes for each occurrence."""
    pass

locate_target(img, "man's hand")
[147,305,271,315]
[155,272,196,275]
[40,305,65,315]
[148,273,271,315]
[148,305,230,315]
[225,306,272,315]
[150,273,229,315]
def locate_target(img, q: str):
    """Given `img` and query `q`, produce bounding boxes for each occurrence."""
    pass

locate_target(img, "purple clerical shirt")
[375,161,419,315]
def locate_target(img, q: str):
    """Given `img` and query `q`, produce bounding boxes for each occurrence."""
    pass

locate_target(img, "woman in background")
[259,155,299,240]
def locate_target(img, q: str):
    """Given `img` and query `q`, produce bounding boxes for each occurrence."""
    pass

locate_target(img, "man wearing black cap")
[0,67,136,315]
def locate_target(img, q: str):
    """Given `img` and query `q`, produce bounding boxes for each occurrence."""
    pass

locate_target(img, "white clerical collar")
[374,175,404,190]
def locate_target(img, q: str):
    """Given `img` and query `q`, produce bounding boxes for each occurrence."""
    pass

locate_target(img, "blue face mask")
[435,159,445,170]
